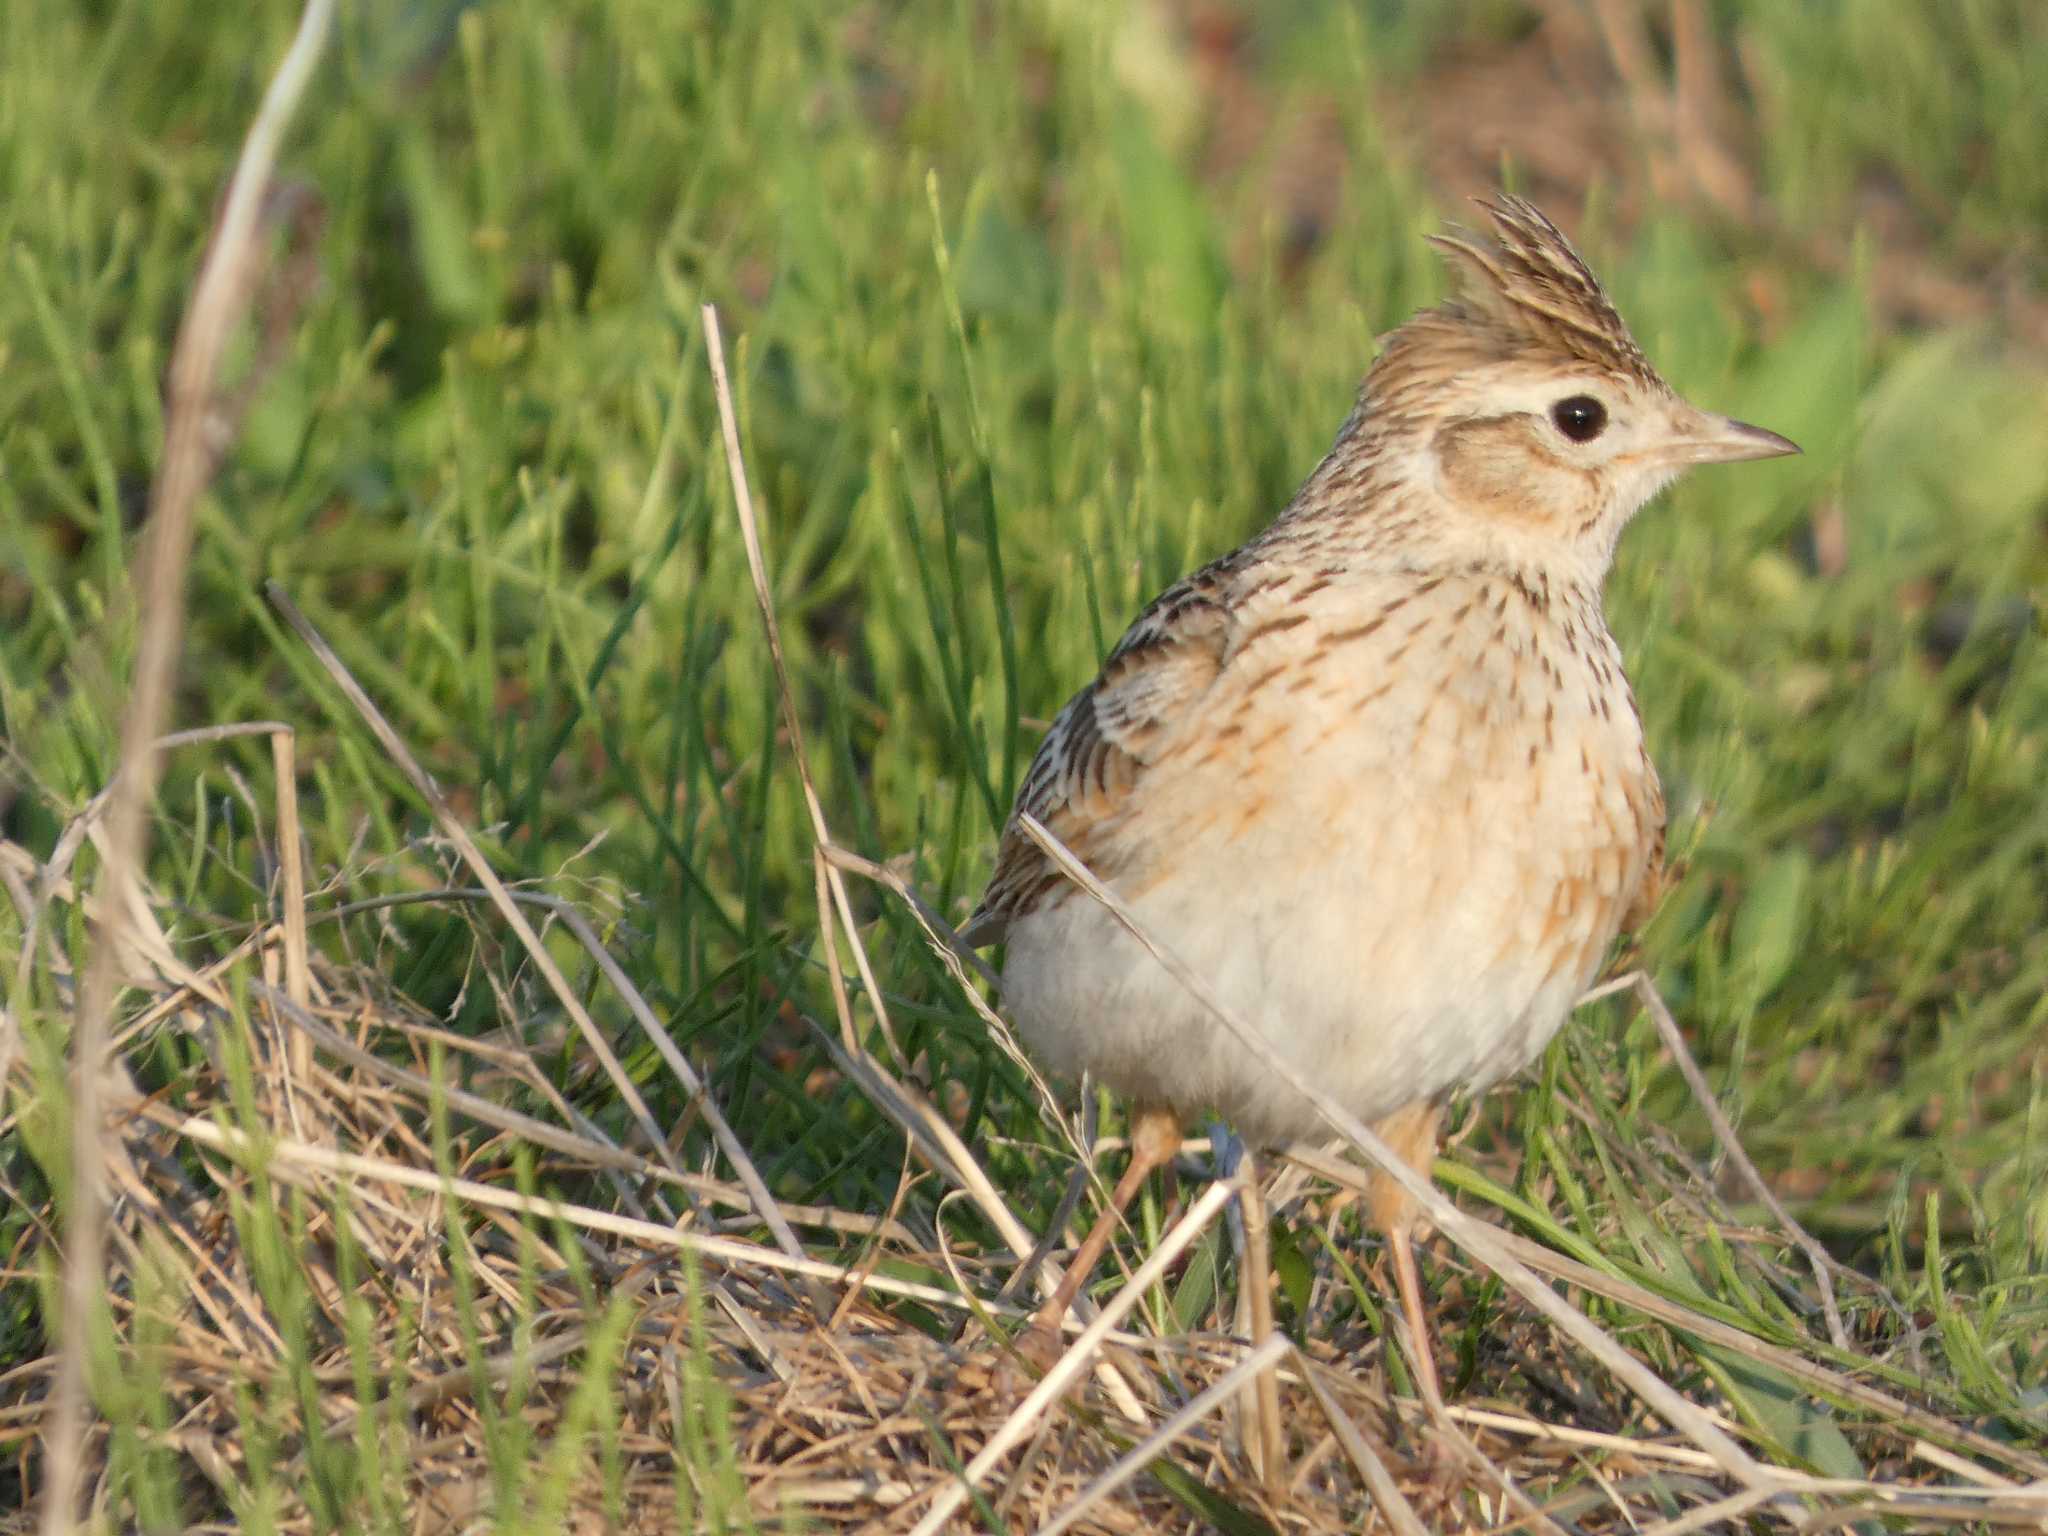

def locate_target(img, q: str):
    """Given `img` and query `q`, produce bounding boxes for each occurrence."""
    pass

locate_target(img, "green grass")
[4,0,2047,1524]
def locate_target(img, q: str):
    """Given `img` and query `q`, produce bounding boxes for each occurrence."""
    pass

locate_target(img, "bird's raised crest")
[1424,195,1658,386]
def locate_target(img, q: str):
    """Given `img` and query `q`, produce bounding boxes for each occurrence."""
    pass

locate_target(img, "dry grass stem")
[39,3,335,1529]
[152,1105,995,1318]
[1627,970,1851,1348]
[1299,1359,1432,1536]
[824,844,1003,995]
[1234,1154,1287,1492]
[269,728,312,1067]
[804,1014,1050,1288]
[824,842,1079,1177]
[1636,1486,1782,1536]
[1034,1330,1292,1536]
[701,303,910,1074]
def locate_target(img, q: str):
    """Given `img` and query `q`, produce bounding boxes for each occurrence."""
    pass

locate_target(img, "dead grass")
[4,839,2047,1530]
[5,4,2046,1529]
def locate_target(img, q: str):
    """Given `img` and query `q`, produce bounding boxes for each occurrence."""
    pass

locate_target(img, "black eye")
[1550,394,1608,443]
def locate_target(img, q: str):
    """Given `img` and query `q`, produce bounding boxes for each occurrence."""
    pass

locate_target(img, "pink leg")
[1368,1101,1446,1405]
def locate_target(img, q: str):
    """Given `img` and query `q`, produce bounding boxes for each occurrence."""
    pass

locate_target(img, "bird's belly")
[999,699,1654,1146]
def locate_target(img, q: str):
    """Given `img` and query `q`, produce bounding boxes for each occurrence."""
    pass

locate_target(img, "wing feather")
[963,567,1234,945]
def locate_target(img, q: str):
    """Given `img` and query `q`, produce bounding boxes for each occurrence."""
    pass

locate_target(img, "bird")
[961,194,1798,1400]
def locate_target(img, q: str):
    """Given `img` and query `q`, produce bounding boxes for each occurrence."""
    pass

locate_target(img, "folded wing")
[964,566,1235,946]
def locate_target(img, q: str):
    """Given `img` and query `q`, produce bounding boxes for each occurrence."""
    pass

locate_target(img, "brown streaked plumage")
[968,195,1797,1399]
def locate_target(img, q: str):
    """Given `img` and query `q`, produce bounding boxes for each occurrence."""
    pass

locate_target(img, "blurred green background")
[3,0,2046,1453]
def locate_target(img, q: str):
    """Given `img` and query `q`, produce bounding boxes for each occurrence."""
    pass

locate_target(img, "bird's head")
[1354,196,1797,574]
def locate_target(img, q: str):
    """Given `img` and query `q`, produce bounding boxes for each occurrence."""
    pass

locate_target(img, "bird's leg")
[1368,1101,1446,1407]
[1018,1103,1182,1366]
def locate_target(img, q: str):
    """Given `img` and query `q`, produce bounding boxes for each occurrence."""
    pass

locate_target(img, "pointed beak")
[1658,410,1802,467]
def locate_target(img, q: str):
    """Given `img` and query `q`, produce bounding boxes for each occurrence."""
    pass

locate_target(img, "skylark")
[965,195,1798,1396]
